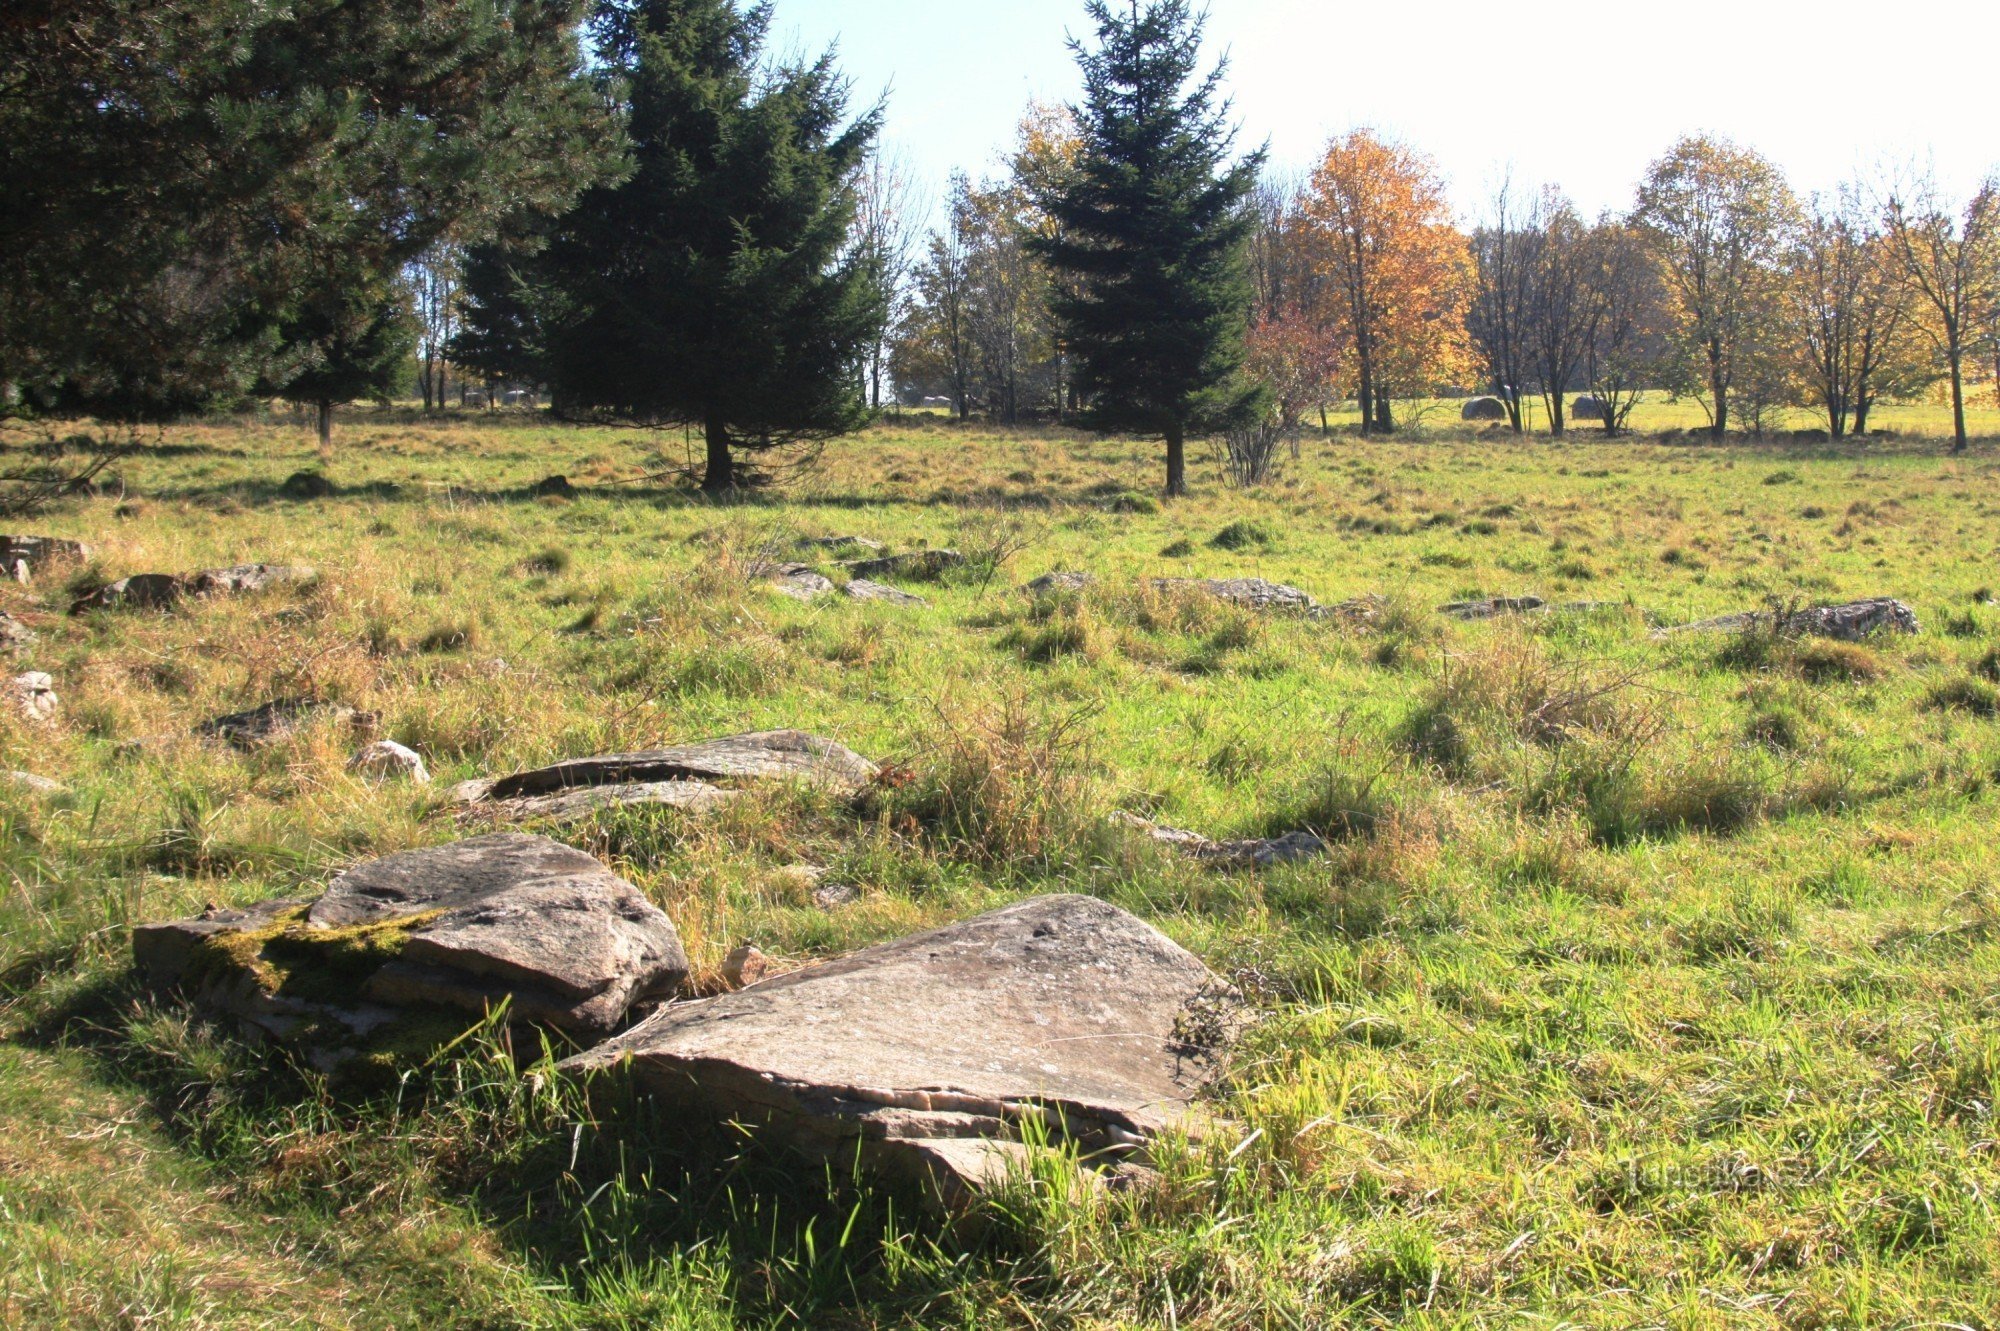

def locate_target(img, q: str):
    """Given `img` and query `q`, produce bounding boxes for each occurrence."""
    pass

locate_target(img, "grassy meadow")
[3,405,2000,1328]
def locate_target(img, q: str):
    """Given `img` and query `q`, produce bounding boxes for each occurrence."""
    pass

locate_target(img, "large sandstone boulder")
[453,730,878,824]
[1661,598,1920,642]
[132,834,688,1045]
[1151,577,1317,612]
[565,895,1228,1204]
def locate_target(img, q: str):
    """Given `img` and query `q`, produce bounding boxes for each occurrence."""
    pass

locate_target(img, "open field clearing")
[3,413,2000,1328]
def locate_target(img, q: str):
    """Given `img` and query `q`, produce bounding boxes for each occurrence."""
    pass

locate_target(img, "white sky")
[775,0,2000,225]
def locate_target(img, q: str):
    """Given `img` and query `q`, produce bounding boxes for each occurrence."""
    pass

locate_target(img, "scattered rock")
[798,535,885,553]
[6,671,57,724]
[0,536,89,579]
[70,573,184,615]
[1022,571,1095,596]
[1461,396,1511,422]
[280,471,335,499]
[454,730,878,824]
[812,880,860,910]
[1307,594,1387,625]
[199,699,378,750]
[0,611,36,647]
[843,578,927,606]
[189,563,316,596]
[770,566,836,601]
[531,475,578,499]
[721,945,768,989]
[135,835,689,1044]
[1111,812,1326,868]
[1151,577,1317,612]
[2,770,66,797]
[349,740,431,785]
[1661,598,1921,642]
[839,549,964,582]
[564,895,1229,1206]
[1440,595,1546,621]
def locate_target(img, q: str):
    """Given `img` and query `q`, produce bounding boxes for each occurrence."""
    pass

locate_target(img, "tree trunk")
[316,400,332,462]
[1549,394,1565,438]
[1319,403,1329,433]
[1372,388,1393,433]
[1948,345,1968,453]
[1852,395,1871,437]
[1164,422,1186,498]
[702,416,734,494]
[1709,354,1727,440]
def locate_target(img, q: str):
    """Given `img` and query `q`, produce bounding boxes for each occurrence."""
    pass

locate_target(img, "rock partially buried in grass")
[843,578,926,606]
[349,740,430,785]
[0,535,89,580]
[1439,595,1547,621]
[132,834,689,1049]
[70,572,184,615]
[187,563,316,595]
[770,566,835,601]
[0,611,34,647]
[2,770,67,797]
[1661,598,1920,642]
[798,534,884,553]
[563,895,1230,1208]
[1151,577,1317,612]
[1110,811,1326,868]
[838,549,963,581]
[6,671,57,724]
[199,699,378,751]
[1021,570,1094,596]
[453,729,878,824]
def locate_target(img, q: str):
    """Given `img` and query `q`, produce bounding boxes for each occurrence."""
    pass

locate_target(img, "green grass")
[4,406,2000,1326]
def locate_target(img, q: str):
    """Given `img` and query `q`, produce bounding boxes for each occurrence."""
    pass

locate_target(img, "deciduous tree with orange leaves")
[1300,130,1471,433]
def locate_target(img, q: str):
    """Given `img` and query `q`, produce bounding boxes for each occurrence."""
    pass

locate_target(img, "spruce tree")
[0,0,615,423]
[538,0,884,493]
[1038,0,1264,497]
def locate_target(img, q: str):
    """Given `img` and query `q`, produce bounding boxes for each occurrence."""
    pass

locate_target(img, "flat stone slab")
[1660,598,1920,641]
[456,779,740,825]
[1111,812,1327,868]
[1151,577,1317,612]
[1022,571,1094,596]
[458,731,879,812]
[771,568,835,601]
[134,834,687,1039]
[838,549,963,581]
[566,895,1227,1204]
[843,578,926,606]
[798,535,884,553]
[7,671,57,723]
[1440,595,1546,621]
[71,572,184,614]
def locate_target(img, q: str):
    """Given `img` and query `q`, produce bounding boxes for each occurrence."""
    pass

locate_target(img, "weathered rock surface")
[71,573,184,615]
[1111,812,1327,868]
[769,566,836,601]
[2,770,67,797]
[1022,571,1095,596]
[134,835,688,1040]
[1151,577,1317,612]
[349,740,430,785]
[798,535,884,553]
[0,611,34,647]
[839,549,963,581]
[453,730,877,824]
[843,578,926,606]
[1661,598,1921,641]
[188,563,316,596]
[1440,595,1547,621]
[0,536,89,578]
[565,895,1227,1203]
[7,671,57,723]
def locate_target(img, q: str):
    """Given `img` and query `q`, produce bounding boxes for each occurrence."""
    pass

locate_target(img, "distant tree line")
[5,0,1998,501]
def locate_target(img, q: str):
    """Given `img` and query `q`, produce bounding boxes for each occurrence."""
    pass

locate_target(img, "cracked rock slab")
[1440,595,1546,621]
[1150,578,1317,612]
[71,573,185,615]
[564,894,1228,1204]
[188,564,316,595]
[1110,812,1327,868]
[843,578,926,606]
[1021,571,1094,596]
[1660,598,1920,641]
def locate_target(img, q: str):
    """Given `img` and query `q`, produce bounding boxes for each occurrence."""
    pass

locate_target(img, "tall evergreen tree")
[0,0,616,423]
[538,0,884,493]
[1038,0,1264,497]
